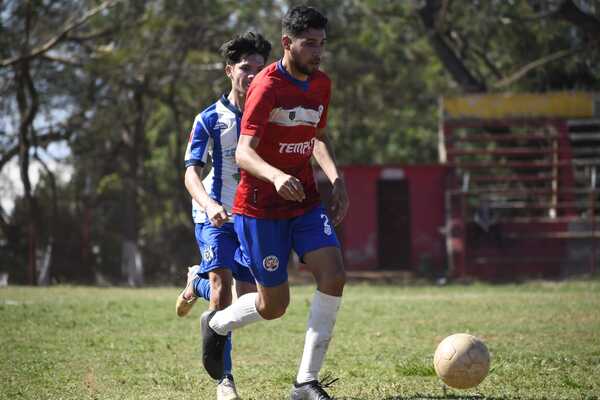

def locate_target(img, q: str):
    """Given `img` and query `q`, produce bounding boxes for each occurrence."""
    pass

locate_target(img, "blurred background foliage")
[1,0,598,284]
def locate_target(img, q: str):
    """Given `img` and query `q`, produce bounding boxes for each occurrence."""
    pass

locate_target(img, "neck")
[282,54,308,81]
[227,89,245,111]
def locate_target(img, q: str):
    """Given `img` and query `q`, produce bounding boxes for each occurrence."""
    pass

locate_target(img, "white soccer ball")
[433,333,490,389]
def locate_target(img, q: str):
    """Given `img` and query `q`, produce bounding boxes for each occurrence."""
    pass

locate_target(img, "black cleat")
[200,310,228,380]
[290,376,338,400]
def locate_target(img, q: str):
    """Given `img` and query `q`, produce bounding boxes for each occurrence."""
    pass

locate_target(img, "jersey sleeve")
[317,79,332,129]
[241,80,276,138]
[184,114,212,168]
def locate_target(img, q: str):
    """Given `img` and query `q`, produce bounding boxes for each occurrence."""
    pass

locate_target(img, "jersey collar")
[220,95,242,117]
[277,60,310,92]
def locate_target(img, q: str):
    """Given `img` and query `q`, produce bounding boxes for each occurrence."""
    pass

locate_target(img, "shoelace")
[308,374,339,399]
[318,374,339,388]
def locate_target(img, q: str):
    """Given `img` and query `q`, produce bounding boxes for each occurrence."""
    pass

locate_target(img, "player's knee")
[211,284,232,305]
[256,297,289,320]
[209,270,232,289]
[330,268,346,290]
[319,268,346,294]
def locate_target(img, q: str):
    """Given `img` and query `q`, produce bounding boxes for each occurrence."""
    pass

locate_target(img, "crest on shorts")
[289,111,296,121]
[202,246,214,262]
[262,255,279,271]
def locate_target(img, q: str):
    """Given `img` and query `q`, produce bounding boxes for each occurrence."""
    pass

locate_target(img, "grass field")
[1,279,600,400]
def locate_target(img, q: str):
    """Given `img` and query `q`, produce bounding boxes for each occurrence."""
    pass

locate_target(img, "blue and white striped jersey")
[184,95,241,224]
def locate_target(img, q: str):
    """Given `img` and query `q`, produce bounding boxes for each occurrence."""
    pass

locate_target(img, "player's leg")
[176,266,237,317]
[193,222,243,388]
[303,246,345,297]
[176,223,220,317]
[234,279,256,298]
[290,206,345,400]
[192,272,238,400]
[201,214,292,379]
[175,264,202,317]
[214,253,258,400]
[208,267,234,309]
[211,213,292,324]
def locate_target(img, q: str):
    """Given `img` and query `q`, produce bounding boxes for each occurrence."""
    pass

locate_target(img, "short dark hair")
[282,6,328,37]
[219,32,271,65]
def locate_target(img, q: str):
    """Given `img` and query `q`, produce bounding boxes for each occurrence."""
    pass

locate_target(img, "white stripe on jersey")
[269,105,324,127]
[184,117,211,165]
[186,97,241,224]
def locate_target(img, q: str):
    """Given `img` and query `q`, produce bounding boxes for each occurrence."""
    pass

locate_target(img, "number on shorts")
[321,214,332,236]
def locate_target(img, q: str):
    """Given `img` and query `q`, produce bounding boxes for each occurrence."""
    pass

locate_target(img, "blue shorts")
[195,222,255,284]
[233,205,340,287]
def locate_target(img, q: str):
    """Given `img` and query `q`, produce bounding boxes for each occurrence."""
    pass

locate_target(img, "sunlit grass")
[1,279,599,399]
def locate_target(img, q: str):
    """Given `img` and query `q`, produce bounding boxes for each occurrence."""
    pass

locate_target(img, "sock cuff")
[209,291,263,335]
[312,290,342,314]
[238,292,260,313]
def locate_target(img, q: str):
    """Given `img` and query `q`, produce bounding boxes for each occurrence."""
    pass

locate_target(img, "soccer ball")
[433,333,490,389]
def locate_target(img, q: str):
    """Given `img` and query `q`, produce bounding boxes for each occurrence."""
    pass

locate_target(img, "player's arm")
[236,135,305,202]
[184,166,229,227]
[184,116,229,227]
[313,128,349,226]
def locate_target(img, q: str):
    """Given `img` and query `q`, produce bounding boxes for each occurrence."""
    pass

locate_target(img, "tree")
[0,0,120,284]
[415,0,600,92]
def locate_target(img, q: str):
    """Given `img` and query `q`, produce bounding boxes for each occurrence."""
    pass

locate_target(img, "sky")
[0,142,73,214]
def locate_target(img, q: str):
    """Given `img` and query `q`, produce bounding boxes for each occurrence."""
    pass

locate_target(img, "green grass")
[1,279,600,399]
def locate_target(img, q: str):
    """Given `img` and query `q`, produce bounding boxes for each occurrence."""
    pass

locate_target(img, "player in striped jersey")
[176,32,271,400]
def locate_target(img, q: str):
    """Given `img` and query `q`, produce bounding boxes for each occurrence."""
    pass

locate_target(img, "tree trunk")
[120,87,145,287]
[15,11,42,283]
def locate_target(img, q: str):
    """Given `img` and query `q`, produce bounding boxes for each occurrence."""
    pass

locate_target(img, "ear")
[281,35,292,51]
[225,64,233,79]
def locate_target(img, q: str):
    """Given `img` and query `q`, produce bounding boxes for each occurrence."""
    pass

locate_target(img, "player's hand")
[329,178,349,226]
[273,173,306,202]
[206,202,229,227]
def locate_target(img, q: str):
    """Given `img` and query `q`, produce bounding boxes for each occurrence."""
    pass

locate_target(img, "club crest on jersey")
[202,246,215,262]
[262,255,279,271]
[289,111,296,121]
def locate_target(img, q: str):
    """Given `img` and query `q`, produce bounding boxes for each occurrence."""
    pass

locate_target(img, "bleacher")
[440,92,599,279]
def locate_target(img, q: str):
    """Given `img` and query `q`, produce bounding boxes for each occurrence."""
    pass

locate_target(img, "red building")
[319,92,599,280]
[317,165,449,274]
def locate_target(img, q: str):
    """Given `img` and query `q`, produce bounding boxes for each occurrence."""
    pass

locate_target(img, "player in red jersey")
[200,6,348,400]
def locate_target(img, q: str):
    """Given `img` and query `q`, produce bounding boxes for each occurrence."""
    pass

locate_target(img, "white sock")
[209,292,263,336]
[296,290,342,384]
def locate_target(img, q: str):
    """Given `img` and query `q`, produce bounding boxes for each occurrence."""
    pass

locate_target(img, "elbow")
[235,148,246,168]
[184,167,193,190]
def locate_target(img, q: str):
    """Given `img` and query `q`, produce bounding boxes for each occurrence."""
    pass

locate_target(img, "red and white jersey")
[233,60,331,219]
